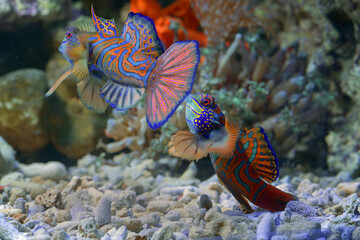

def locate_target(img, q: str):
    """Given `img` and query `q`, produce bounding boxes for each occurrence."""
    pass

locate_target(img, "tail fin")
[253,183,298,212]
[146,40,200,129]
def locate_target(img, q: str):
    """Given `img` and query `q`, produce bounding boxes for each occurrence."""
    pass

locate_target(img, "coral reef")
[0,0,67,27]
[130,0,206,48]
[326,106,360,176]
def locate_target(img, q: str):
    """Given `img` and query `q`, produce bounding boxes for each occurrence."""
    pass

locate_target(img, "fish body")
[46,6,200,130]
[169,93,297,212]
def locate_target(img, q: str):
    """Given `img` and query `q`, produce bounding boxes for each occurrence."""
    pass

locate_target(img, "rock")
[257,213,274,240]
[337,182,360,197]
[33,227,51,240]
[108,189,136,210]
[63,190,92,212]
[328,171,352,188]
[271,235,289,240]
[277,214,321,238]
[20,161,67,180]
[95,196,112,227]
[0,137,15,176]
[112,217,142,233]
[49,97,108,159]
[56,210,71,223]
[13,197,26,213]
[353,227,360,240]
[165,210,181,221]
[329,193,360,226]
[112,225,127,240]
[133,204,146,213]
[289,233,309,240]
[147,200,170,213]
[139,212,161,227]
[326,106,360,177]
[173,232,188,240]
[0,214,26,239]
[139,227,159,239]
[0,172,23,185]
[199,207,256,238]
[198,194,212,210]
[152,225,174,240]
[102,165,123,185]
[35,187,63,208]
[77,219,103,239]
[9,187,26,203]
[61,176,81,197]
[69,204,87,221]
[52,229,70,240]
[160,186,199,196]
[0,69,49,151]
[340,57,360,104]
[27,204,45,218]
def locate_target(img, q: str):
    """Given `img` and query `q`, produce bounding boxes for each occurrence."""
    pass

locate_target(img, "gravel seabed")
[1,153,360,240]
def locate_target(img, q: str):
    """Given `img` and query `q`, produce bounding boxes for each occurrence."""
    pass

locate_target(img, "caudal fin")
[253,183,298,212]
[146,40,200,129]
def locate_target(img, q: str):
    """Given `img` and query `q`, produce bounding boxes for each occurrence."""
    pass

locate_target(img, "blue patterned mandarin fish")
[168,93,298,213]
[46,6,200,130]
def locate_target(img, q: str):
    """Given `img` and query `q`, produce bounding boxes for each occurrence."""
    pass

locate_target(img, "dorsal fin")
[238,127,279,183]
[121,12,164,58]
[91,5,118,36]
[70,19,96,32]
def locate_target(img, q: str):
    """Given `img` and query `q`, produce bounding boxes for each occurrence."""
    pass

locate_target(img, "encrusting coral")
[130,0,207,48]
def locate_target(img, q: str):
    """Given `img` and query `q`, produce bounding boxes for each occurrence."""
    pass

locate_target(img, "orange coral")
[191,0,267,46]
[130,0,207,48]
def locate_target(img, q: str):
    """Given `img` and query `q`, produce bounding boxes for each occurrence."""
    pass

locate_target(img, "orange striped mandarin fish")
[168,93,298,213]
[46,6,200,130]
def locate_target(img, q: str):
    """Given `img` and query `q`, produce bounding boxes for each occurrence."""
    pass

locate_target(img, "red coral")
[130,0,207,48]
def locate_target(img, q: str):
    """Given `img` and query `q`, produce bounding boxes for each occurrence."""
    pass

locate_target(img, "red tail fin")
[252,183,298,212]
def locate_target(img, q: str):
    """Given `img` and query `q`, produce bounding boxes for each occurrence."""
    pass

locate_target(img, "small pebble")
[13,197,26,213]
[198,194,212,210]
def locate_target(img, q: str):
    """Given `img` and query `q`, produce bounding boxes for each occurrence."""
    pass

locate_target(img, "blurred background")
[0,0,359,180]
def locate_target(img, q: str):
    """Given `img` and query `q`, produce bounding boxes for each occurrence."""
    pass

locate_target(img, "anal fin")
[100,81,145,111]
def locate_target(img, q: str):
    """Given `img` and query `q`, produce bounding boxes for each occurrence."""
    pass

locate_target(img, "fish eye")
[201,96,215,108]
[66,32,72,38]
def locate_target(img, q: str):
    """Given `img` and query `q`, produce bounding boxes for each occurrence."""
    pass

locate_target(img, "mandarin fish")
[45,5,200,130]
[168,93,298,213]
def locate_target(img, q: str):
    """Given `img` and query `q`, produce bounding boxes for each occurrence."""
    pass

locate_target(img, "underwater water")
[0,0,360,239]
